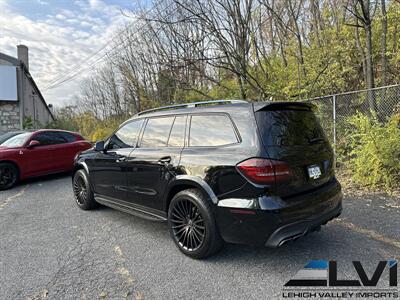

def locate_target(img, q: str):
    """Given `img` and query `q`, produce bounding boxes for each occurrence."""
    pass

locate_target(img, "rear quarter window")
[189,114,238,147]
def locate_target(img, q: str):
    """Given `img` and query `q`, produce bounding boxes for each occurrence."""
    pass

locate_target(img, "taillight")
[236,158,290,185]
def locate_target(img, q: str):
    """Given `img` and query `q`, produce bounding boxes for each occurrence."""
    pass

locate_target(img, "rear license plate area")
[307,165,321,179]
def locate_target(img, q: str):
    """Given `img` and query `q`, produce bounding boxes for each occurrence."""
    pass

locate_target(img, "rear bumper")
[264,201,341,247]
[215,179,343,246]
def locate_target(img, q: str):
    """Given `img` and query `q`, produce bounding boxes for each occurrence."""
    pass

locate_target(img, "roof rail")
[136,99,248,116]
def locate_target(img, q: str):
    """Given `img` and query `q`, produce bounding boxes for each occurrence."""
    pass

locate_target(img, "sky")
[0,0,147,107]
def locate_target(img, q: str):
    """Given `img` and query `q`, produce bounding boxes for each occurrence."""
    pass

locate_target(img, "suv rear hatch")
[254,102,334,198]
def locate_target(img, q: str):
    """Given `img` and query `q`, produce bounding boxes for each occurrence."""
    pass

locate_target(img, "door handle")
[158,156,171,164]
[116,157,126,163]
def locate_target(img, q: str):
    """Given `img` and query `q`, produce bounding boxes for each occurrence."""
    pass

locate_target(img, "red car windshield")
[1,132,32,148]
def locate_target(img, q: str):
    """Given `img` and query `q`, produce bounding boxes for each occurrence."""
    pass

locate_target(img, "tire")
[168,188,224,259]
[0,162,19,190]
[72,169,98,210]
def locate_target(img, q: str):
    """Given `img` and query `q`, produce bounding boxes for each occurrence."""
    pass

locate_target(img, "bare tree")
[345,0,377,90]
[345,0,378,111]
[71,0,398,120]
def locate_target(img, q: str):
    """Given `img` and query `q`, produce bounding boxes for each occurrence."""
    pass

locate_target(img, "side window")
[59,132,77,143]
[50,132,68,144]
[189,114,238,147]
[33,133,51,145]
[140,117,175,148]
[108,120,143,149]
[167,116,186,147]
[34,132,64,145]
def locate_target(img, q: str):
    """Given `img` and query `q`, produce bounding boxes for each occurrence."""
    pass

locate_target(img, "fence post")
[332,95,337,154]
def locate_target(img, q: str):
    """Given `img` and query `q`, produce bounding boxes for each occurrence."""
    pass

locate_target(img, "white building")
[0,45,54,133]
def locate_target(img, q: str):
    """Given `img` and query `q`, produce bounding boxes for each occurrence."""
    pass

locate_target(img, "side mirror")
[94,141,105,152]
[28,140,40,148]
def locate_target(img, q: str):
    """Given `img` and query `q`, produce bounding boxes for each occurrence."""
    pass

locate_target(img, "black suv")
[72,100,342,258]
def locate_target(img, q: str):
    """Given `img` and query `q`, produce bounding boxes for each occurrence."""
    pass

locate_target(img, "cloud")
[0,0,129,107]
[55,14,66,20]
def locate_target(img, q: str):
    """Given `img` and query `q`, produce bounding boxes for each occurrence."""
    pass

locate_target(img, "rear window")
[255,109,327,146]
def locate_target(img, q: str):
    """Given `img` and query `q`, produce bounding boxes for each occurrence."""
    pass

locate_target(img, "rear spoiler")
[253,101,316,112]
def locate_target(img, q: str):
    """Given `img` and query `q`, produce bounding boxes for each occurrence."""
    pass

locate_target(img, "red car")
[0,129,92,190]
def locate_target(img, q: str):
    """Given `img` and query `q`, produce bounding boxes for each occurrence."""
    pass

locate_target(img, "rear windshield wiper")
[308,137,325,144]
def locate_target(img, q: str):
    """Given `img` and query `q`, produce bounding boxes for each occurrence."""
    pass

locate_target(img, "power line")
[42,40,113,89]
[42,2,164,91]
[42,4,162,90]
[42,20,157,91]
[43,13,178,92]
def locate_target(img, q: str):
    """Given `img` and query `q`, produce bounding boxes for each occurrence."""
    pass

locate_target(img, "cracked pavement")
[0,174,399,299]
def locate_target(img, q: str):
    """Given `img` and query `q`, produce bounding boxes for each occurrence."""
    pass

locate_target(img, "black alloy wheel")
[0,163,18,190]
[72,169,98,210]
[170,198,206,252]
[168,189,224,259]
[73,173,87,205]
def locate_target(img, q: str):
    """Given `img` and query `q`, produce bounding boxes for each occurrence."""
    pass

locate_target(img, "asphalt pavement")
[0,174,399,300]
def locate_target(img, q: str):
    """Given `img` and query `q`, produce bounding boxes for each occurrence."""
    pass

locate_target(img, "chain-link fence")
[303,84,400,148]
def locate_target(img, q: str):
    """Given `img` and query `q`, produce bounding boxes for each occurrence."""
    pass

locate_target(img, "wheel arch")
[72,161,95,190]
[73,161,89,174]
[164,175,218,212]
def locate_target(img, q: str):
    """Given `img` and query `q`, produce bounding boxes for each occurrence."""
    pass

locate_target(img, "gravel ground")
[0,174,399,300]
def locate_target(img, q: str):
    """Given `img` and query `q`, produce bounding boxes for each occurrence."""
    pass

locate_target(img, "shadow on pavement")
[17,171,72,187]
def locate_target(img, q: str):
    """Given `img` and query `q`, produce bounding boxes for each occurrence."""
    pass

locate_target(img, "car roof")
[32,129,81,136]
[125,100,253,123]
[123,100,312,125]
